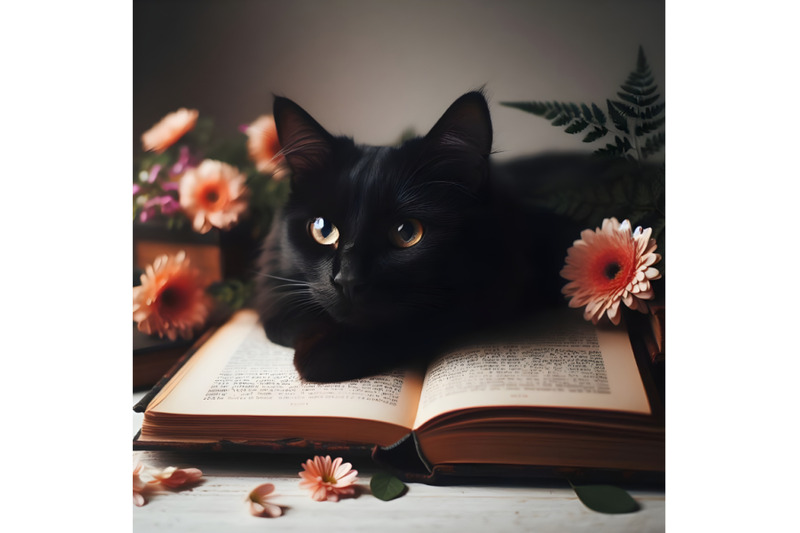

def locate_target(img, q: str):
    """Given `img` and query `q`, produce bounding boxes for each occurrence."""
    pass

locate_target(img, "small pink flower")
[244,115,287,178]
[247,483,283,517]
[298,456,358,502]
[179,159,249,234]
[142,108,199,154]
[148,466,203,489]
[133,462,148,507]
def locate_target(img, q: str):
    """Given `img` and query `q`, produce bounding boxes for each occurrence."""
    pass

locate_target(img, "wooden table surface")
[132,392,665,532]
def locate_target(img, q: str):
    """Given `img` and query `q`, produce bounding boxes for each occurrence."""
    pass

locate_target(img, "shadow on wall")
[134,0,664,159]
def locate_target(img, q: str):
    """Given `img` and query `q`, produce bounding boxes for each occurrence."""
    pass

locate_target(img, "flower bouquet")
[133,108,290,348]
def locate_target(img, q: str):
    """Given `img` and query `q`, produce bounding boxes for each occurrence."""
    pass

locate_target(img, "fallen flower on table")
[149,466,204,489]
[133,462,148,507]
[247,483,283,518]
[560,217,661,325]
[133,461,204,507]
[299,455,358,502]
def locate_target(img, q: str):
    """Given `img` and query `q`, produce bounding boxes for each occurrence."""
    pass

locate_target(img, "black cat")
[255,91,600,382]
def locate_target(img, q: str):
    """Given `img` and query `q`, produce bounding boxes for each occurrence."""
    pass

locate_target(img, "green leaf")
[564,119,589,134]
[370,472,407,501]
[570,483,640,514]
[582,126,608,143]
[606,99,629,133]
[551,113,571,127]
[620,83,658,97]
[591,103,607,125]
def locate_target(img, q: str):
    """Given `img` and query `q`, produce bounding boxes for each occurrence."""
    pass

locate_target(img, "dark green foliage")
[569,482,640,514]
[370,472,407,501]
[500,46,664,161]
[207,278,255,311]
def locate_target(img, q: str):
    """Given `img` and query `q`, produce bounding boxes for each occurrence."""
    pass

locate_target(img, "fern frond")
[635,117,666,137]
[595,135,633,157]
[565,119,590,134]
[582,126,609,143]
[641,132,666,158]
[606,99,629,134]
[592,103,607,125]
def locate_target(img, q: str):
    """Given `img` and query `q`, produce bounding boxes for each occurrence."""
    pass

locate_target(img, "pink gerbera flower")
[141,108,199,153]
[133,251,212,340]
[560,217,662,325]
[247,483,283,517]
[179,159,249,234]
[298,456,358,502]
[245,115,286,177]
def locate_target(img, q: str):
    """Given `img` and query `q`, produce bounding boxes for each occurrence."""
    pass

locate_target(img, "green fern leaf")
[551,113,571,127]
[581,103,593,121]
[565,119,590,134]
[606,99,629,133]
[582,126,608,143]
[641,103,665,119]
[635,117,665,137]
[638,94,661,107]
[620,83,658,97]
[641,131,665,158]
[592,103,607,125]
[610,100,637,117]
[545,108,560,120]
[616,92,641,106]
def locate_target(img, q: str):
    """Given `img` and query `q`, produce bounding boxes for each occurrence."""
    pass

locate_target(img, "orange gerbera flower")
[141,108,199,153]
[560,217,662,325]
[133,251,212,340]
[179,159,249,234]
[245,115,286,177]
[298,456,358,502]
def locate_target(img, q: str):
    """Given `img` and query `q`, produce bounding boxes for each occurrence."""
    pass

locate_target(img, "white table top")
[132,392,665,532]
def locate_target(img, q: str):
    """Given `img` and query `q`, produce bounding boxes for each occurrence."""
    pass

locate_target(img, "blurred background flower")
[133,251,212,340]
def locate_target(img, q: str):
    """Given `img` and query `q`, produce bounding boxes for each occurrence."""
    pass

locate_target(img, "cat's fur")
[255,91,595,382]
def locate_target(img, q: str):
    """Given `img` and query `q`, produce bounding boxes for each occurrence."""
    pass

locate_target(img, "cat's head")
[271,91,494,327]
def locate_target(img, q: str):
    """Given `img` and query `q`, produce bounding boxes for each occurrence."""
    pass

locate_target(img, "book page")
[412,311,651,429]
[149,310,423,430]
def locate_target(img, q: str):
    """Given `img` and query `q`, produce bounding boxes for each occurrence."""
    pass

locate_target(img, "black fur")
[256,92,590,382]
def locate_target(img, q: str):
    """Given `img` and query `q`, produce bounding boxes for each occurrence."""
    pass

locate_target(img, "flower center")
[205,190,220,203]
[604,262,621,280]
[321,474,337,484]
[160,287,182,309]
[197,182,228,209]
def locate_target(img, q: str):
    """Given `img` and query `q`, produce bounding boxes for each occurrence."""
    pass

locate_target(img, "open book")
[135,309,664,479]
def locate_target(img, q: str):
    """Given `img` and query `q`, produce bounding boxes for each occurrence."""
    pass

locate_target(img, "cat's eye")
[308,217,340,247]
[389,218,424,248]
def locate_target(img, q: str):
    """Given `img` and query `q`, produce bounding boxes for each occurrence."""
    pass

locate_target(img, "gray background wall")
[134,0,664,160]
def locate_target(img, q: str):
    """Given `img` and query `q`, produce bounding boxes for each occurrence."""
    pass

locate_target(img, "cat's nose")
[332,272,366,300]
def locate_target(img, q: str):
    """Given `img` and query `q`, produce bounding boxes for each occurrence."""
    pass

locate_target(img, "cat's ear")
[273,96,334,175]
[424,91,493,156]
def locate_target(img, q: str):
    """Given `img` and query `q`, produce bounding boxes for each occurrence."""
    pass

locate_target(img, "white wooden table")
[132,392,665,532]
